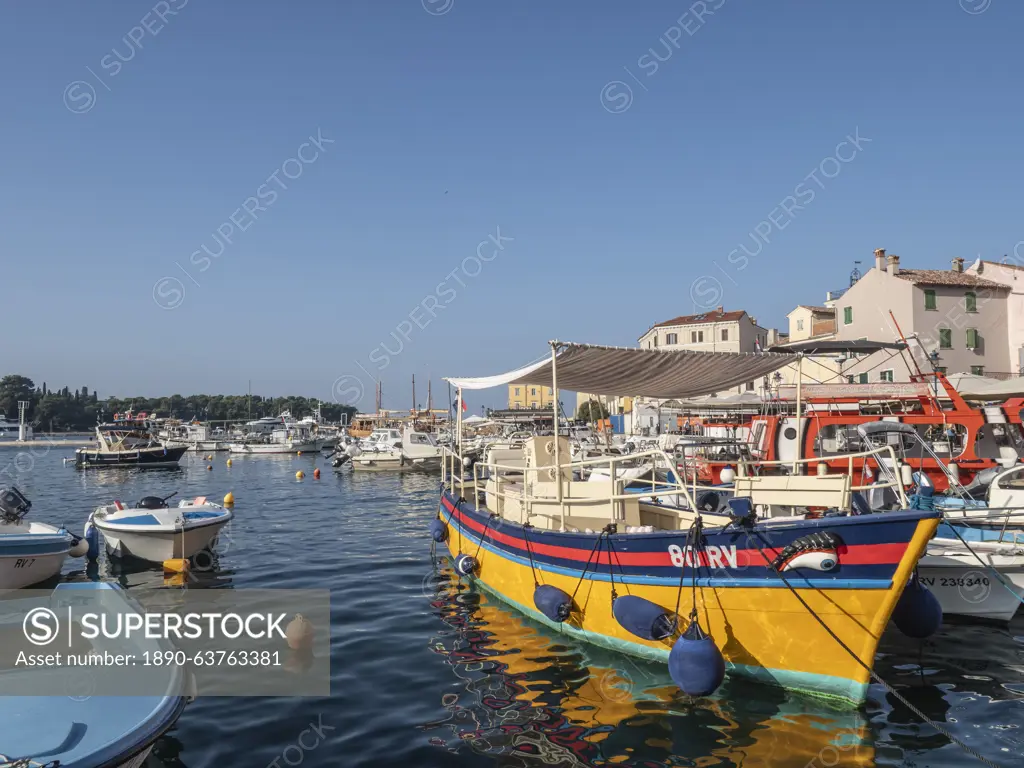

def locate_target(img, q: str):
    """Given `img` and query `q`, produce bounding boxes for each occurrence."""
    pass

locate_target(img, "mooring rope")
[672,515,705,629]
[569,528,609,604]
[522,524,541,587]
[750,530,1003,768]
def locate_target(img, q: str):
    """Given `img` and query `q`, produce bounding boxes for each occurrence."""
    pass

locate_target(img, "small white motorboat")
[351,427,444,472]
[0,486,80,590]
[918,537,1024,622]
[86,492,233,563]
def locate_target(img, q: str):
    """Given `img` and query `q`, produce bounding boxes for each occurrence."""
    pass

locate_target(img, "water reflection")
[420,560,874,767]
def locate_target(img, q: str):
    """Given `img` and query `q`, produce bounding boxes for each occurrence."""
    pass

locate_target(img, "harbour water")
[6,446,1024,767]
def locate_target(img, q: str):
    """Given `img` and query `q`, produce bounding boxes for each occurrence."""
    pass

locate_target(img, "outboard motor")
[137,496,170,510]
[0,486,31,524]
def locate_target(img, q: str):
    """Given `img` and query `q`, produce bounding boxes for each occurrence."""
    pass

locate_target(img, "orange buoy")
[313,468,321,479]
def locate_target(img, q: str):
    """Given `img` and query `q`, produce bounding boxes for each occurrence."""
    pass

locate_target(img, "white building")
[965,258,1024,375]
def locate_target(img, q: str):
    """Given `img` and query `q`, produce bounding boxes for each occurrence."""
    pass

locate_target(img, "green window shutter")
[965,292,977,312]
[971,366,985,375]
[939,328,952,349]
[858,373,868,384]
[924,290,936,310]
[966,328,979,348]
[843,307,853,324]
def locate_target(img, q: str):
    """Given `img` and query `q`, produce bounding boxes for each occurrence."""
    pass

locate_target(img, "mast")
[551,341,564,529]
[412,374,416,416]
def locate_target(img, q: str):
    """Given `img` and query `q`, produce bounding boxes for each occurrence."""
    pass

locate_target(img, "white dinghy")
[0,486,80,590]
[86,492,233,563]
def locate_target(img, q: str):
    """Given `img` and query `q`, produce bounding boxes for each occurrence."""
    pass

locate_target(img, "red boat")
[685,340,1024,492]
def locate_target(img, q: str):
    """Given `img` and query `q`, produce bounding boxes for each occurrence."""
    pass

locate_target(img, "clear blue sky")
[3,0,1021,412]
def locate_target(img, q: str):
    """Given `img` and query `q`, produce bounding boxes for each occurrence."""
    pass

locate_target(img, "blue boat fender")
[893,572,942,639]
[612,595,674,641]
[668,619,726,697]
[428,519,447,543]
[534,584,573,622]
[83,519,101,561]
[454,553,478,577]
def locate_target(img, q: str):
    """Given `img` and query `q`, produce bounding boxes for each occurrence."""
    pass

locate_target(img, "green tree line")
[0,375,356,432]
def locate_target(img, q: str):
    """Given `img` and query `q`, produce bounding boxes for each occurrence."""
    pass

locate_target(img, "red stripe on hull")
[441,497,908,567]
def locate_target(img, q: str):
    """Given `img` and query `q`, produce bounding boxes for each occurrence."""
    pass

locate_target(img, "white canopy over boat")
[445,342,794,399]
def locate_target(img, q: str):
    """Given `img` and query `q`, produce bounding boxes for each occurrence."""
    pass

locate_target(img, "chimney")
[887,254,900,275]
[716,305,724,313]
[874,248,886,272]
[952,257,964,273]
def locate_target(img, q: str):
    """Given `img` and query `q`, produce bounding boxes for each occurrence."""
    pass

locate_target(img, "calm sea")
[5,446,1024,767]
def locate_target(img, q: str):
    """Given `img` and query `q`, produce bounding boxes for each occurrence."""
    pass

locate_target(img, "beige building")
[965,258,1024,375]
[508,383,553,410]
[638,307,770,394]
[833,249,1011,381]
[787,305,836,342]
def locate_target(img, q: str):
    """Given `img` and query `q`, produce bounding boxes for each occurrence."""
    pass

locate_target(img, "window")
[965,291,977,313]
[843,307,853,324]
[924,290,937,311]
[546,388,552,395]
[879,370,894,382]
[847,375,855,384]
[530,402,537,408]
[721,328,728,341]
[966,328,979,349]
[858,373,868,384]
[690,330,704,343]
[666,333,677,344]
[939,328,952,349]
[653,335,658,348]
[531,388,537,395]
[796,319,804,331]
[746,382,755,391]
[514,388,520,396]
[971,365,985,375]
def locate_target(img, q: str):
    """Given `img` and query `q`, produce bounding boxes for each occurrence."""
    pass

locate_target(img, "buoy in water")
[297,451,303,456]
[893,573,942,639]
[612,595,674,641]
[163,558,189,574]
[285,614,315,650]
[83,521,100,561]
[296,470,305,480]
[668,619,726,696]
[223,491,235,505]
[454,553,478,576]
[226,459,233,467]
[313,468,321,479]
[207,465,212,471]
[69,535,89,558]
[428,519,447,542]
[534,584,573,623]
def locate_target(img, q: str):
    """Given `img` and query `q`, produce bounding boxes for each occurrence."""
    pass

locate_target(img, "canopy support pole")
[794,354,803,474]
[551,342,564,531]
[456,387,463,490]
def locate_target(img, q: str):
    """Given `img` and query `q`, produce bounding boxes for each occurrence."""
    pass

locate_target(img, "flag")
[461,398,467,413]
[755,337,763,352]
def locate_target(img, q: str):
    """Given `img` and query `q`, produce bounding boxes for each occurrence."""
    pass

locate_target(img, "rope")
[522,524,540,587]
[472,513,499,561]
[605,533,630,598]
[672,516,705,626]
[749,530,1003,768]
[569,528,609,603]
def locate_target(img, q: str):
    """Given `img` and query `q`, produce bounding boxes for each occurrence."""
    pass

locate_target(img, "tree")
[0,375,35,418]
[576,399,609,422]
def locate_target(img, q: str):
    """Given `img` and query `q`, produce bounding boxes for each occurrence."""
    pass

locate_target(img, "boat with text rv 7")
[429,342,941,706]
[75,413,187,469]
[694,339,1024,493]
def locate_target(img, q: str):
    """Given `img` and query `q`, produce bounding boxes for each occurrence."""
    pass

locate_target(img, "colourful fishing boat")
[432,342,941,706]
